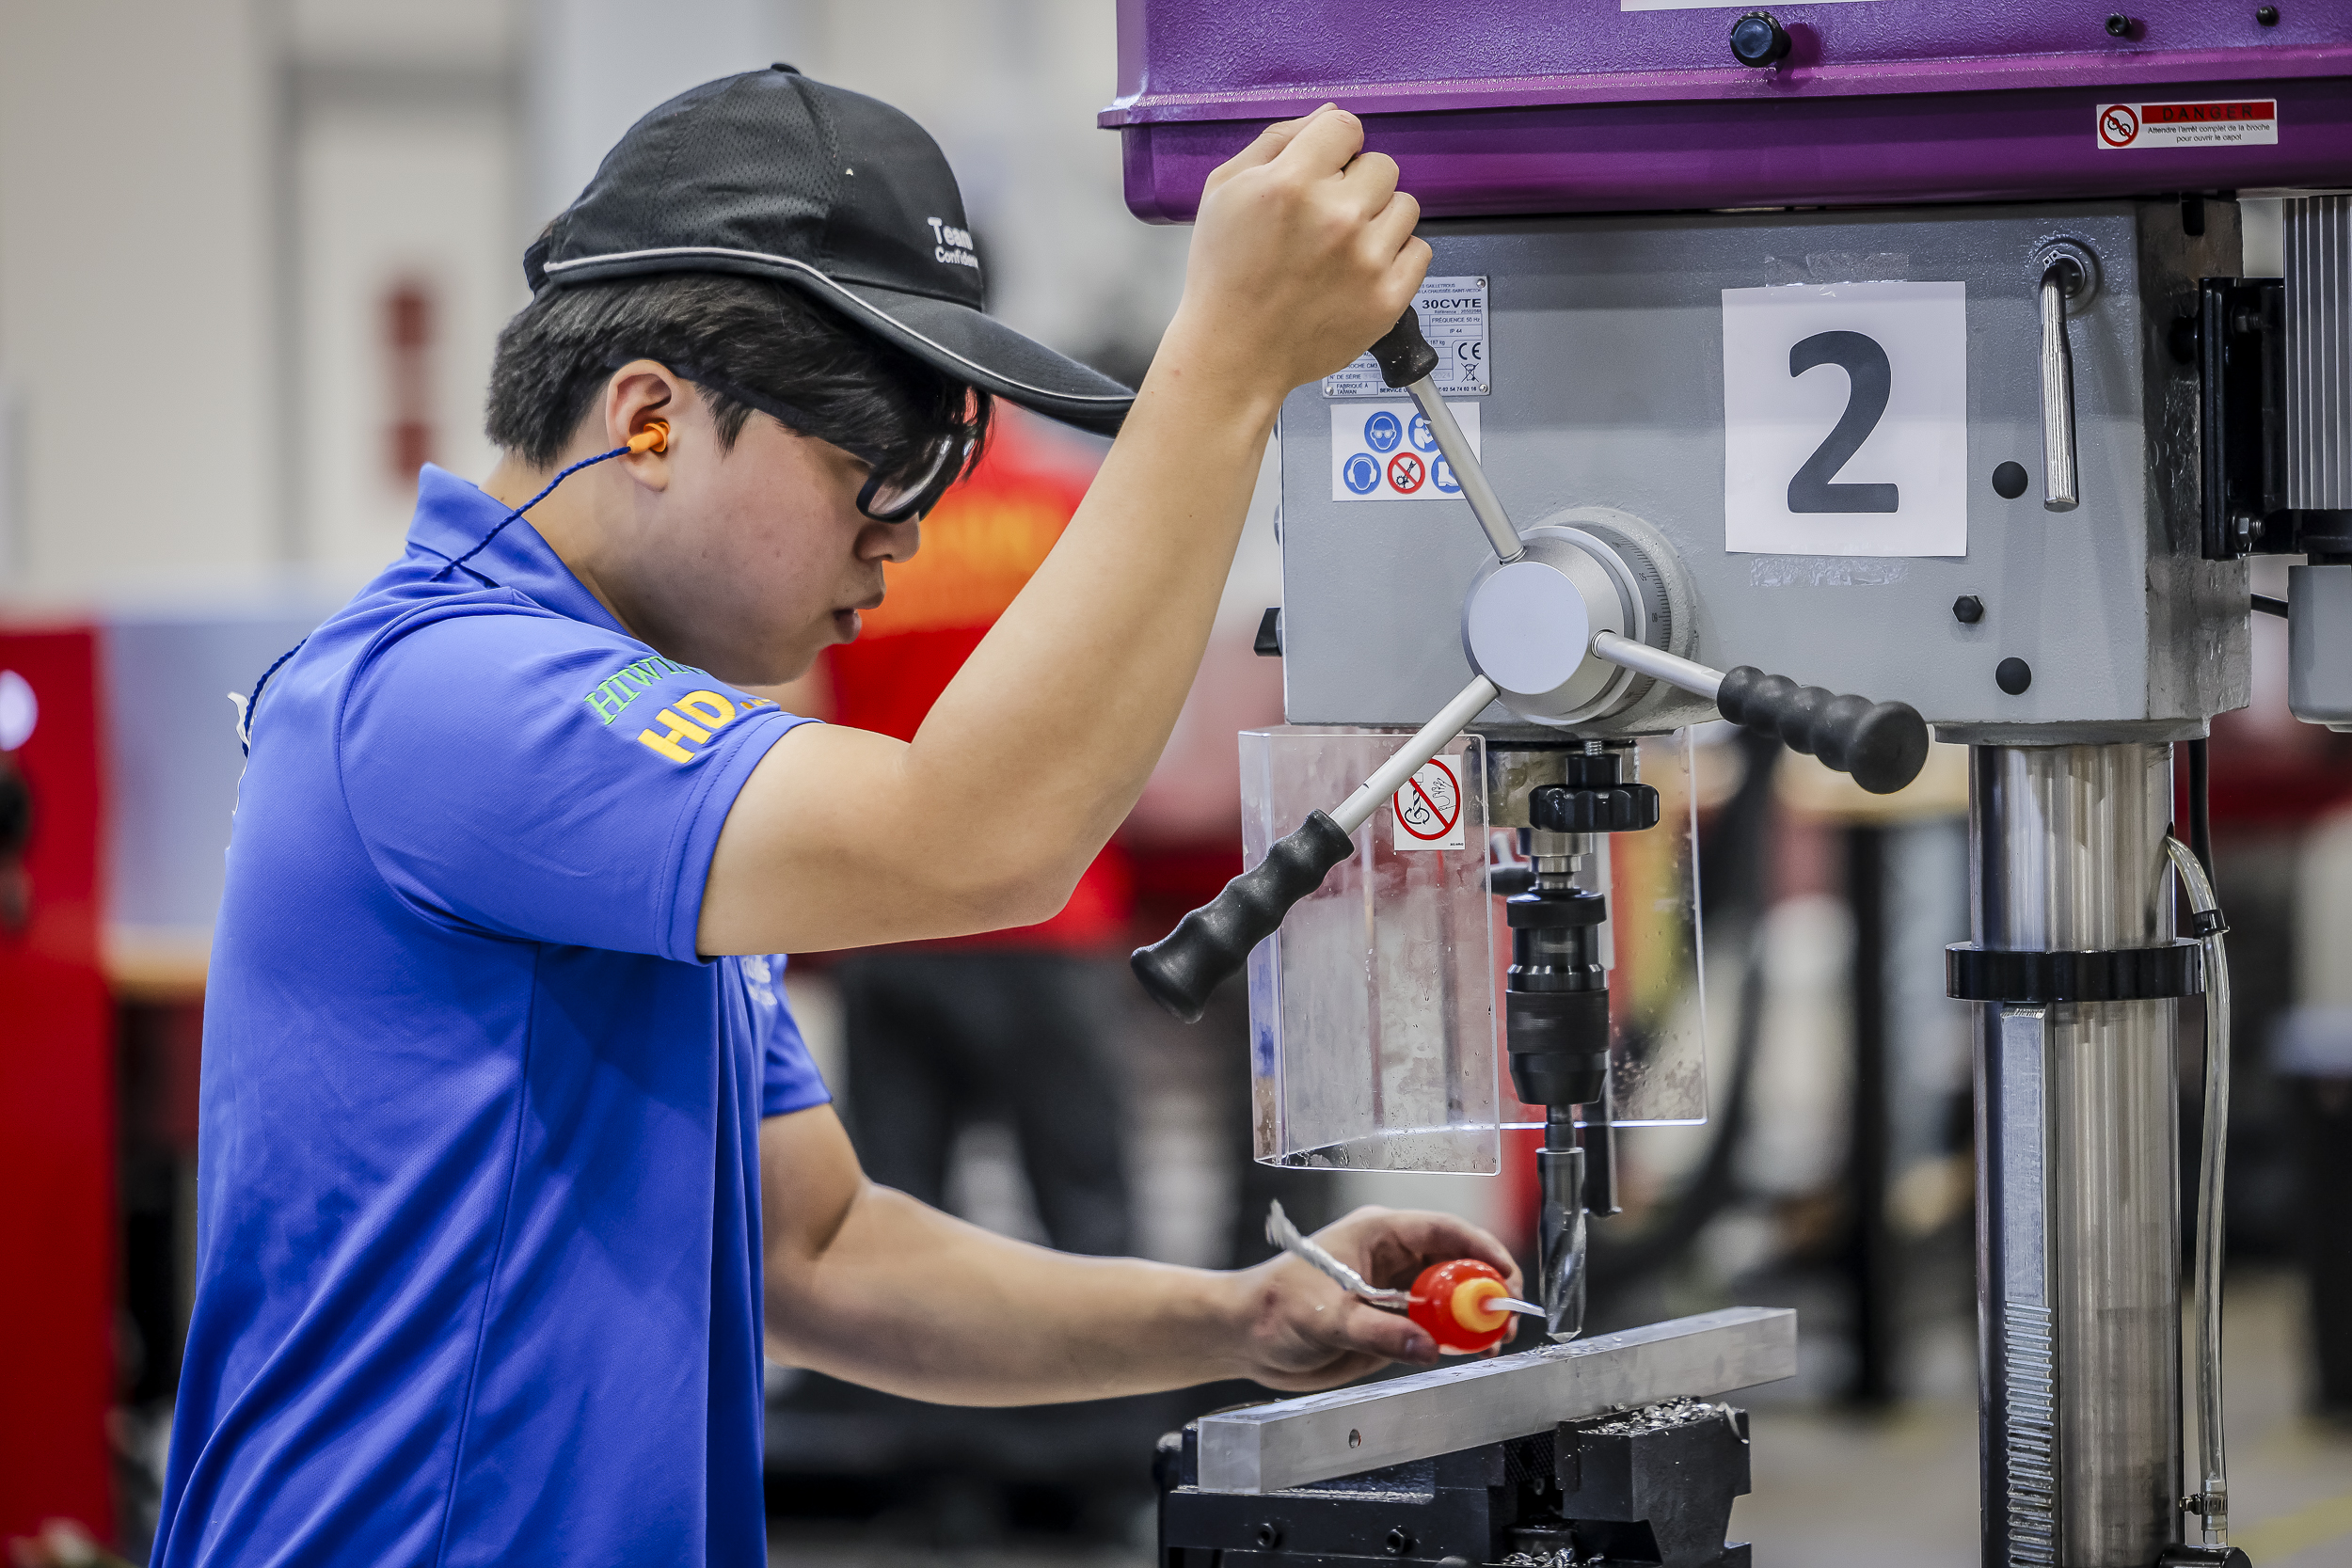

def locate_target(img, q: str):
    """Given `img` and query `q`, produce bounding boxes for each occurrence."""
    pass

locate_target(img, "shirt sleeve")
[338,601,814,960]
[739,954,832,1118]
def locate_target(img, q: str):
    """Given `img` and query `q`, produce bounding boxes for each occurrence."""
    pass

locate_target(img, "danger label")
[1330,400,1482,502]
[1324,275,1489,398]
[1393,758,1466,850]
[2096,100,2277,150]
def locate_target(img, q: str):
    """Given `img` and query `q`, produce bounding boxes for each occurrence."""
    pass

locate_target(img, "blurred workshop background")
[2,3,2350,1565]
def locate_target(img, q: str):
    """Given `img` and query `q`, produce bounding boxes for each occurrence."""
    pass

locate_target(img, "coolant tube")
[2165,835,2232,1548]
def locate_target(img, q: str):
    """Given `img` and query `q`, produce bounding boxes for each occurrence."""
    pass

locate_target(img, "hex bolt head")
[1996,657,2033,695]
[1729,11,1792,67]
[1385,1527,1415,1556]
[1953,595,1985,625]
[2106,11,2135,35]
[1256,1524,1282,1549]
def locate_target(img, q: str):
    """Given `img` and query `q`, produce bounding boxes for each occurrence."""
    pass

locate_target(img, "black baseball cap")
[526,65,1135,436]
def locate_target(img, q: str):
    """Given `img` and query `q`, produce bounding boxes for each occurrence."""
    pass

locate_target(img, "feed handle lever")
[1129,310,1931,1023]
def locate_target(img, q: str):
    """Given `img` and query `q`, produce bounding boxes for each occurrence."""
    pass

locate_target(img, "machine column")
[1973,743,2181,1568]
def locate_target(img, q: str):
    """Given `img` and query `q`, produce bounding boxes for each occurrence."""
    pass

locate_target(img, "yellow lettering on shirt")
[638,708,713,762]
[675,690,737,729]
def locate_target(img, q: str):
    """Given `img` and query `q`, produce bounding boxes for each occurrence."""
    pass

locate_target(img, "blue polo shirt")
[155,466,829,1567]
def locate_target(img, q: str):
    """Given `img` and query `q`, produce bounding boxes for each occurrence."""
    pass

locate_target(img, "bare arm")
[700,108,1428,955]
[758,1106,1519,1405]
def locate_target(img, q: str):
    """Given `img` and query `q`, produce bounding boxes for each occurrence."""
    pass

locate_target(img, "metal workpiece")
[1191,1307,1795,1495]
[1972,743,2181,1568]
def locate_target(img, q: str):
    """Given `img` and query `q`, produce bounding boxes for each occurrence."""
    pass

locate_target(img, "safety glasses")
[663,364,976,524]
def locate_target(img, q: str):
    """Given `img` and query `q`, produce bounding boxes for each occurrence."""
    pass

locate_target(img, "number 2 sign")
[1721,281,1969,558]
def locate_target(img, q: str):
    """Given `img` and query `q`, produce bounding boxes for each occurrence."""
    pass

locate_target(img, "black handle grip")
[1368,307,1440,389]
[1131,810,1357,1022]
[1716,668,1931,795]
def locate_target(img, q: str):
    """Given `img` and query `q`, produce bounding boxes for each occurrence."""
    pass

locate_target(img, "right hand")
[1218,1204,1523,1392]
[1163,105,1430,410]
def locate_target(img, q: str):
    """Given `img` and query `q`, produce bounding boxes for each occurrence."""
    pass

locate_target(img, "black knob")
[2257,6,2280,24]
[1527,783,1661,834]
[1729,11,1791,67]
[1131,811,1357,1022]
[1714,668,1931,795]
[1368,308,1440,389]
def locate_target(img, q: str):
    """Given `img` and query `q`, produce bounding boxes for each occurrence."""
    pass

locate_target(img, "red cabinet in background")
[0,625,116,1543]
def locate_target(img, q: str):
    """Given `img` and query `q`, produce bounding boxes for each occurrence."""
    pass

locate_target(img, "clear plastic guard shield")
[1242,727,1500,1175]
[1504,731,1711,1131]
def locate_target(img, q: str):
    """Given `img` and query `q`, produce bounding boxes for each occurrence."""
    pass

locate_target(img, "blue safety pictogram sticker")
[1407,413,1439,453]
[1433,456,1461,494]
[1364,410,1403,452]
[1343,452,1383,495]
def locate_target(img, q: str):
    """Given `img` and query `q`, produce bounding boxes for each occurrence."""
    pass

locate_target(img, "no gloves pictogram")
[1387,451,1426,494]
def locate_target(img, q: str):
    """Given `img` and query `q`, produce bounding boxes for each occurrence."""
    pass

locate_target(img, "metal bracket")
[2192,276,2288,561]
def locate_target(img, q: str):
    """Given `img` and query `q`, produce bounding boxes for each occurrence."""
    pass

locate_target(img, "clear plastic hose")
[2164,835,2232,1547]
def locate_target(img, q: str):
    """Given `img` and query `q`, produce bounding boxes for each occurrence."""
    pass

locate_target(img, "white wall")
[0,0,278,602]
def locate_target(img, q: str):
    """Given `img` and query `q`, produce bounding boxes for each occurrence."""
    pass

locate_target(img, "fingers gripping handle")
[1714,667,1931,795]
[1131,811,1357,1022]
[1369,307,1441,388]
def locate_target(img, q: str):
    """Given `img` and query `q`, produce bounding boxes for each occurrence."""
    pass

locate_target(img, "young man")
[156,67,1516,1567]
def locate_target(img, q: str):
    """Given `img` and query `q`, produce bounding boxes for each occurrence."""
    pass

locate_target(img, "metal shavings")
[1581,1396,1733,1435]
[1500,1549,1578,1566]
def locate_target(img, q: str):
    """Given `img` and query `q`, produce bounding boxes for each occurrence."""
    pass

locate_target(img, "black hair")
[483,272,988,481]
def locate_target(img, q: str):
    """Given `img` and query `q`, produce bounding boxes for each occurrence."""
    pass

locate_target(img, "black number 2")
[1786,331,1899,514]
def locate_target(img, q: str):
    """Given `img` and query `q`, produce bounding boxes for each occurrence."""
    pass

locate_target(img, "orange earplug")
[626,420,670,455]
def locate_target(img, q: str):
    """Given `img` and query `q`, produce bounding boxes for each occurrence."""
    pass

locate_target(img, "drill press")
[1118,5,2350,1564]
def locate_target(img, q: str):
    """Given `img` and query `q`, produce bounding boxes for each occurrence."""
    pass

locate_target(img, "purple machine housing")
[1106,0,2351,220]
[1112,5,2349,1568]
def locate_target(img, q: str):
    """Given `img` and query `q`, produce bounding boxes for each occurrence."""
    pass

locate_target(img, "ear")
[601,359,684,490]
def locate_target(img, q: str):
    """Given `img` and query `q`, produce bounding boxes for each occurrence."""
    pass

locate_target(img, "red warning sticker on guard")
[2096,100,2277,150]
[1393,758,1466,850]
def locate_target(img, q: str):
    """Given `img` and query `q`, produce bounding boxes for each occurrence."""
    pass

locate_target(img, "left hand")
[1218,1206,1523,1392]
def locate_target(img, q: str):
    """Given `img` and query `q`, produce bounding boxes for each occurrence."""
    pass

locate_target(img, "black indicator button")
[1729,11,1792,67]
[1993,461,2029,499]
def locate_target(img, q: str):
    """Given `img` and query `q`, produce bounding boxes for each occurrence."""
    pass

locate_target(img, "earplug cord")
[429,436,649,584]
[238,428,665,755]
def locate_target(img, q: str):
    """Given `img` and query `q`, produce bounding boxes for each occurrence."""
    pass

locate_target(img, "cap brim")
[534,244,1135,436]
[821,278,1134,436]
